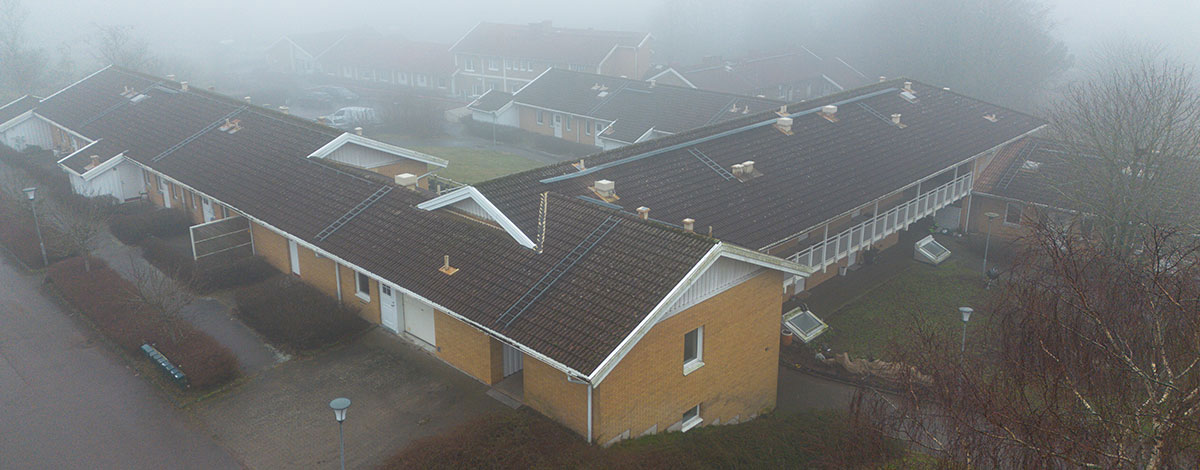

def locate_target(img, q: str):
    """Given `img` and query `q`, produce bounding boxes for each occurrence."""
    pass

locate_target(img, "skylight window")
[914,235,951,265]
[783,307,828,343]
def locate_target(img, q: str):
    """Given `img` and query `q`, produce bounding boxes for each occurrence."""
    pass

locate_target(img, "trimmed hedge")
[234,277,369,352]
[109,207,191,245]
[47,256,239,389]
[384,409,906,469]
[140,236,279,293]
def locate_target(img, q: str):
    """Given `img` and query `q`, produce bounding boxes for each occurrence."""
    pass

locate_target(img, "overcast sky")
[23,0,1200,66]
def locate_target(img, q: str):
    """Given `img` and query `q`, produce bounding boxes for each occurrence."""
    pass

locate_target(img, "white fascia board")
[0,109,35,133]
[308,133,449,168]
[597,45,622,71]
[40,65,113,103]
[637,33,653,48]
[55,138,104,165]
[127,159,590,383]
[80,153,128,181]
[449,21,483,53]
[513,101,602,123]
[633,127,658,143]
[822,74,844,91]
[835,57,869,80]
[587,241,810,386]
[416,186,536,249]
[648,68,696,89]
[800,44,822,61]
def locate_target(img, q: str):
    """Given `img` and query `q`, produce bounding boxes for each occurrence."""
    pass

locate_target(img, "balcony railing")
[788,172,973,272]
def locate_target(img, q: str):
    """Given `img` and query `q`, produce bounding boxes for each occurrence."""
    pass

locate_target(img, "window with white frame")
[399,72,409,84]
[417,74,428,87]
[464,59,475,72]
[681,404,702,431]
[537,110,544,125]
[504,59,511,69]
[585,119,593,135]
[596,122,605,134]
[565,116,572,131]
[683,326,704,374]
[488,58,499,70]
[1005,202,1023,226]
[355,271,371,301]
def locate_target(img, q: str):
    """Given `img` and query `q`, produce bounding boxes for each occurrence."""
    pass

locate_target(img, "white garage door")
[403,295,436,346]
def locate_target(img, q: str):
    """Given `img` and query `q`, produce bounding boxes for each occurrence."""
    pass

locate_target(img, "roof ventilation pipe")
[742,161,755,174]
[649,79,656,87]
[775,116,793,133]
[682,218,695,233]
[244,96,251,104]
[820,105,839,122]
[355,127,363,136]
[279,106,289,115]
[731,163,745,176]
[903,81,914,92]
[166,74,176,81]
[878,76,886,82]
[637,206,650,220]
[593,179,615,199]
[891,113,902,126]
[180,81,189,92]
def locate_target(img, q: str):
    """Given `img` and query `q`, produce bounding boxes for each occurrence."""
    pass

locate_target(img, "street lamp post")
[982,212,1000,278]
[329,397,351,470]
[959,307,974,355]
[23,187,48,267]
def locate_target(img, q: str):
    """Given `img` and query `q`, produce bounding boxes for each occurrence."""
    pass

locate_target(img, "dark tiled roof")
[287,29,359,58]
[514,69,784,143]
[451,22,646,65]
[37,66,717,375]
[320,34,454,75]
[676,51,871,96]
[975,138,1076,210]
[478,80,1047,250]
[468,89,513,113]
[0,95,39,125]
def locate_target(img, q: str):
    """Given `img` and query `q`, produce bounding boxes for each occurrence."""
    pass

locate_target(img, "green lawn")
[818,255,990,361]
[412,146,542,184]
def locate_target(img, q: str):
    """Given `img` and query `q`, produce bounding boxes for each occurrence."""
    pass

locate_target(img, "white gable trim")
[417,186,536,249]
[449,21,483,53]
[307,133,449,168]
[0,109,34,133]
[647,68,696,89]
[79,153,128,181]
[32,113,95,144]
[588,242,809,385]
[40,65,113,103]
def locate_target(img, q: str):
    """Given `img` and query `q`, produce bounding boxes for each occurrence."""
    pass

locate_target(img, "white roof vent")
[593,179,615,199]
[1021,160,1042,172]
[820,105,838,122]
[900,90,918,103]
[775,116,793,134]
[395,173,419,188]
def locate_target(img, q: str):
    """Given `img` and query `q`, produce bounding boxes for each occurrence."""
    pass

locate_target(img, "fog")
[7,0,1199,110]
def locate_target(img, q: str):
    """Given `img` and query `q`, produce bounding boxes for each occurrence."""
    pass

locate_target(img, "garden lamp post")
[959,307,974,355]
[23,187,48,267]
[982,212,1000,277]
[329,397,351,470]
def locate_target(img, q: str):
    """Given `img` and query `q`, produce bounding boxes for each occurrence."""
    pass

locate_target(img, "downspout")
[587,383,594,443]
[334,263,343,301]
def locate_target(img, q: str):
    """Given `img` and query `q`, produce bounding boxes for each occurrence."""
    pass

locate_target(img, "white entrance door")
[158,178,171,208]
[287,239,300,275]
[553,114,562,138]
[502,344,524,377]
[403,295,436,346]
[201,197,215,222]
[379,284,401,333]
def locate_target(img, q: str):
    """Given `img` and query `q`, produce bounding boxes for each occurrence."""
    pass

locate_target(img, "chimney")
[87,155,100,169]
[731,163,745,176]
[394,173,418,189]
[593,179,615,198]
[355,127,363,136]
[778,105,788,115]
[166,74,176,81]
[891,113,902,125]
[820,105,839,122]
[775,116,793,133]
[244,96,251,104]
[637,206,650,220]
[878,76,886,82]
[439,255,459,275]
[682,218,695,233]
[903,81,914,92]
[279,106,289,115]
[577,159,586,170]
[742,160,755,174]
[180,81,189,92]
[649,79,656,87]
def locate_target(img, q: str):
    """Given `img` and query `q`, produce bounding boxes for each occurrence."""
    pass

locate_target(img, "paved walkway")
[91,233,281,374]
[193,329,508,469]
[0,250,242,469]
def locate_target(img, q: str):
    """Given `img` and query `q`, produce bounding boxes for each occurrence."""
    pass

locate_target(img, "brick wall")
[250,223,290,273]
[524,356,589,436]
[518,106,554,136]
[337,264,380,324]
[587,269,783,443]
[433,310,504,384]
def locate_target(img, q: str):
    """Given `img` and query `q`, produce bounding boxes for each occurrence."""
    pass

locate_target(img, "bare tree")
[90,24,156,73]
[125,258,196,343]
[1048,46,1200,253]
[47,196,110,271]
[0,0,46,95]
[855,216,1200,468]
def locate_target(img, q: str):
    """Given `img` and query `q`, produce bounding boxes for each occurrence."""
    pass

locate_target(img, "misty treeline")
[0,0,166,101]
[853,47,1200,468]
[653,0,1070,111]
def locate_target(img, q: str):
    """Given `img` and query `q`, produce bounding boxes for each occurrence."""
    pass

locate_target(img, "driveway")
[193,329,509,469]
[0,253,241,469]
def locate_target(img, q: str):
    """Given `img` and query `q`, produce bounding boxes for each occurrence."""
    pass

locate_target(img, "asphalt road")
[0,254,242,469]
